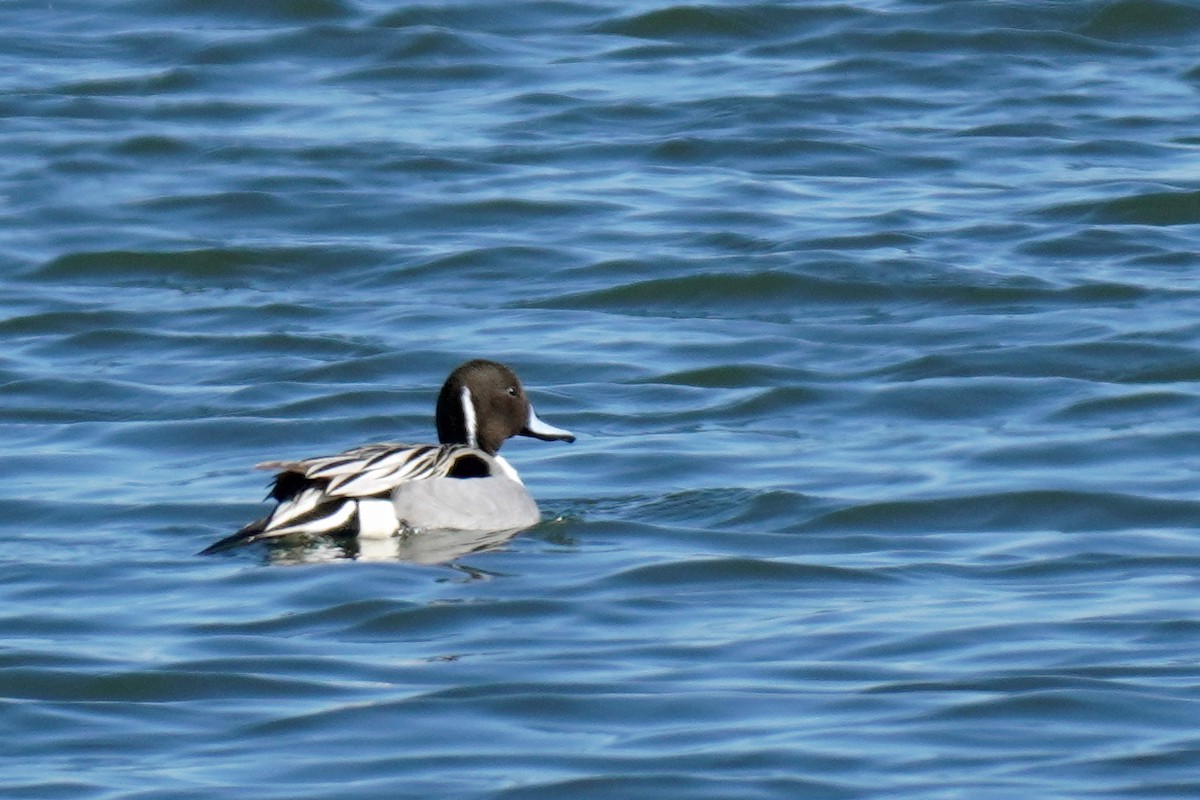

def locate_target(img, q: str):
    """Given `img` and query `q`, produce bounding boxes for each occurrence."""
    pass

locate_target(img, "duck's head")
[436,359,575,455]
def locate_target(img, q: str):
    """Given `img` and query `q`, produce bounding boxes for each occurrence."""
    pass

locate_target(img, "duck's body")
[202,360,574,554]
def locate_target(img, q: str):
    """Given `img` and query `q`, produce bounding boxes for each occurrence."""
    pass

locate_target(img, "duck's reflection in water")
[262,527,524,566]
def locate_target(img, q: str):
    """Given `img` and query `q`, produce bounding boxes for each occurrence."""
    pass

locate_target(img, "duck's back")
[268,442,539,534]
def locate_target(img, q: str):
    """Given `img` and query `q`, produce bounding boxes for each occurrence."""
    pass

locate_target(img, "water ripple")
[5,0,1200,797]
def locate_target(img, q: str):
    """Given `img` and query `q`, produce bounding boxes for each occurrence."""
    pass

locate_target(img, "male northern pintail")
[200,359,575,554]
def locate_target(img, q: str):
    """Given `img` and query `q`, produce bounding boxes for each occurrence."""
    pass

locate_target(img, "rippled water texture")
[4,1,1200,798]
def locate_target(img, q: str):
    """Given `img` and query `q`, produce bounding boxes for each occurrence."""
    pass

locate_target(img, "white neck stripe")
[460,386,478,449]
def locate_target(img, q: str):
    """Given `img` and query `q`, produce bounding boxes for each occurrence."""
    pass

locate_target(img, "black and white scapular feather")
[201,360,575,554]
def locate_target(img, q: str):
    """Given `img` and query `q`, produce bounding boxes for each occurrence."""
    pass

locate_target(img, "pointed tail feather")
[199,516,270,555]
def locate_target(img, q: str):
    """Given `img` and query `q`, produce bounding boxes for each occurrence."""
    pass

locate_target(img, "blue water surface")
[3,1,1200,798]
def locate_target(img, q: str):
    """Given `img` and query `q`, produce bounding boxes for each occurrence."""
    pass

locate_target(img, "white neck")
[493,455,523,485]
[460,386,478,449]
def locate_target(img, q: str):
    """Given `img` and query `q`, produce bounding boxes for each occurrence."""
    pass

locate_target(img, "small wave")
[526,269,1147,318]
[491,774,858,800]
[129,0,355,24]
[794,490,1200,534]
[636,363,811,389]
[1052,390,1200,422]
[0,665,333,703]
[108,134,197,158]
[1043,189,1200,226]
[593,4,868,44]
[55,67,201,98]
[402,198,600,231]
[875,339,1197,383]
[379,28,502,61]
[602,557,894,591]
[31,246,385,286]
[335,61,508,85]
[1079,0,1200,43]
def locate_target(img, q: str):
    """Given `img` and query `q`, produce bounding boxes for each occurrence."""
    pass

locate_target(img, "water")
[4,1,1200,797]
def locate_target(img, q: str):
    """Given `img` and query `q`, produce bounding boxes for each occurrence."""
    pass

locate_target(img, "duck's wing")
[257,442,477,499]
[200,442,496,554]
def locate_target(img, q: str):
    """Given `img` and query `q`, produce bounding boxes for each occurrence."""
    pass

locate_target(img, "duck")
[200,359,575,554]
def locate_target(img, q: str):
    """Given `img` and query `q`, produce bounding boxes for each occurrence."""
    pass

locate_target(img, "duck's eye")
[507,386,518,397]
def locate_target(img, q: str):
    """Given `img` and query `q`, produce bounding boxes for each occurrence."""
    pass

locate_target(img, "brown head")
[435,359,575,455]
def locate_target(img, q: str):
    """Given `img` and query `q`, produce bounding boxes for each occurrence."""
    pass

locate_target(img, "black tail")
[199,516,269,555]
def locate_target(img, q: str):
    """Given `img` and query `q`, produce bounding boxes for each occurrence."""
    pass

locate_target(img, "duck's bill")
[521,407,575,443]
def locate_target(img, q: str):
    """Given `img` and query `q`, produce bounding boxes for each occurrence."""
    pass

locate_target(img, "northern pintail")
[201,359,574,554]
